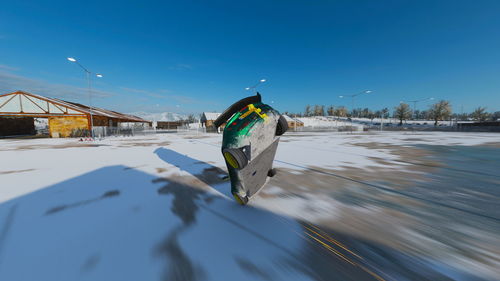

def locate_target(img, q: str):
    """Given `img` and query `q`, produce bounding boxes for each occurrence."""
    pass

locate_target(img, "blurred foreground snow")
[1,131,499,281]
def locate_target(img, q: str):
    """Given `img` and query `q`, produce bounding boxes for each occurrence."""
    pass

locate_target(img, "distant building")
[200,112,223,129]
[282,115,304,128]
[156,120,188,130]
[0,91,151,138]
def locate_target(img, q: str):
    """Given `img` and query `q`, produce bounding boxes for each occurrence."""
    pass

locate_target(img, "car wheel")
[223,147,248,169]
[276,115,289,136]
[267,168,277,177]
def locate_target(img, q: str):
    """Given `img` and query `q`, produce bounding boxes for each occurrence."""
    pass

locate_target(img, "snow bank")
[129,111,186,122]
[296,116,363,129]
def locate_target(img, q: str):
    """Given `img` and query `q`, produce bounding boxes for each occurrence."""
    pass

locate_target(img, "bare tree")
[420,110,429,120]
[327,106,335,116]
[361,108,370,118]
[335,106,348,117]
[394,103,412,125]
[429,100,452,126]
[491,111,500,121]
[304,105,311,117]
[367,110,375,122]
[413,110,421,120]
[351,108,362,118]
[457,112,469,121]
[381,108,390,119]
[312,105,324,116]
[471,107,490,122]
[186,114,196,123]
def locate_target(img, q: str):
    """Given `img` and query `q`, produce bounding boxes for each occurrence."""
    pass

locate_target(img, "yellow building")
[282,115,304,128]
[0,91,151,138]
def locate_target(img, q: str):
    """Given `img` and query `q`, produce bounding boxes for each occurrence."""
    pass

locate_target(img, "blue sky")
[1,0,499,114]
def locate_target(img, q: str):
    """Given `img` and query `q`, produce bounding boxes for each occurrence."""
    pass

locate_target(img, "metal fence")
[92,126,210,138]
[92,126,150,138]
[31,123,500,139]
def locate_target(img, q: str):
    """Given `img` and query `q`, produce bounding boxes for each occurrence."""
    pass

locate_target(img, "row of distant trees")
[393,102,499,125]
[282,102,500,126]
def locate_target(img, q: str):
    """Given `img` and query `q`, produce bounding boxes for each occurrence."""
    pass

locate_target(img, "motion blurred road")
[0,132,498,281]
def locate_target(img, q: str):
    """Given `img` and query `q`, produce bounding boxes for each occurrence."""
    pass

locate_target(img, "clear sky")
[1,0,499,114]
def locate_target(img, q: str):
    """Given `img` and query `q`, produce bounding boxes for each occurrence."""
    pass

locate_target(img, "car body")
[214,93,287,205]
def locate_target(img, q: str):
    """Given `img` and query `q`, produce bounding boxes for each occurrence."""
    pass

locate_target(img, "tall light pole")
[67,57,103,139]
[339,90,372,133]
[245,79,266,93]
[339,90,372,118]
[401,97,434,120]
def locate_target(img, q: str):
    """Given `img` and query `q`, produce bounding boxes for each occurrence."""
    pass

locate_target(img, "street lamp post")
[401,97,434,120]
[67,57,103,139]
[339,90,372,133]
[245,79,266,93]
[339,90,372,117]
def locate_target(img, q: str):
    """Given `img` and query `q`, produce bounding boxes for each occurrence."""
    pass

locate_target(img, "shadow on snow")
[0,147,475,281]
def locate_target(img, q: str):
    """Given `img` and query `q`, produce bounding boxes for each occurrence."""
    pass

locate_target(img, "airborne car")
[214,93,288,205]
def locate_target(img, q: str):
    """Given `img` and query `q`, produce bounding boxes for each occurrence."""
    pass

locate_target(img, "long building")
[0,91,151,137]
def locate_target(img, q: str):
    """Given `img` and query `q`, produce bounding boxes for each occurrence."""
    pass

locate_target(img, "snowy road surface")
[0,132,499,281]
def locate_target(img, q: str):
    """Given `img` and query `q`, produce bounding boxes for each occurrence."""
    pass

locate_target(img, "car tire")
[276,115,288,136]
[267,168,277,177]
[223,147,248,169]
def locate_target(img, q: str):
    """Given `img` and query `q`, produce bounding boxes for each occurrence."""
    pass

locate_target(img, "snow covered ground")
[0,131,499,280]
[347,117,456,126]
[296,117,357,128]
[296,116,458,128]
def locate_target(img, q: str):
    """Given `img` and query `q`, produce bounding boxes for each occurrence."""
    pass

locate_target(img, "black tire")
[267,168,277,177]
[276,115,289,136]
[214,93,262,128]
[222,147,248,169]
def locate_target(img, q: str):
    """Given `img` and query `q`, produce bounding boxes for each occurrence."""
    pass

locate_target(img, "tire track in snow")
[285,142,500,178]
[192,139,500,223]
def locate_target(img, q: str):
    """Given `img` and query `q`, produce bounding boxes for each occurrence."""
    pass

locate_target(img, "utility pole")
[339,90,372,133]
[67,57,103,139]
[402,97,434,120]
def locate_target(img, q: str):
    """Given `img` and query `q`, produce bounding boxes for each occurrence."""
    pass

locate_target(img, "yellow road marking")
[305,225,362,259]
[304,224,387,281]
[304,232,355,265]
